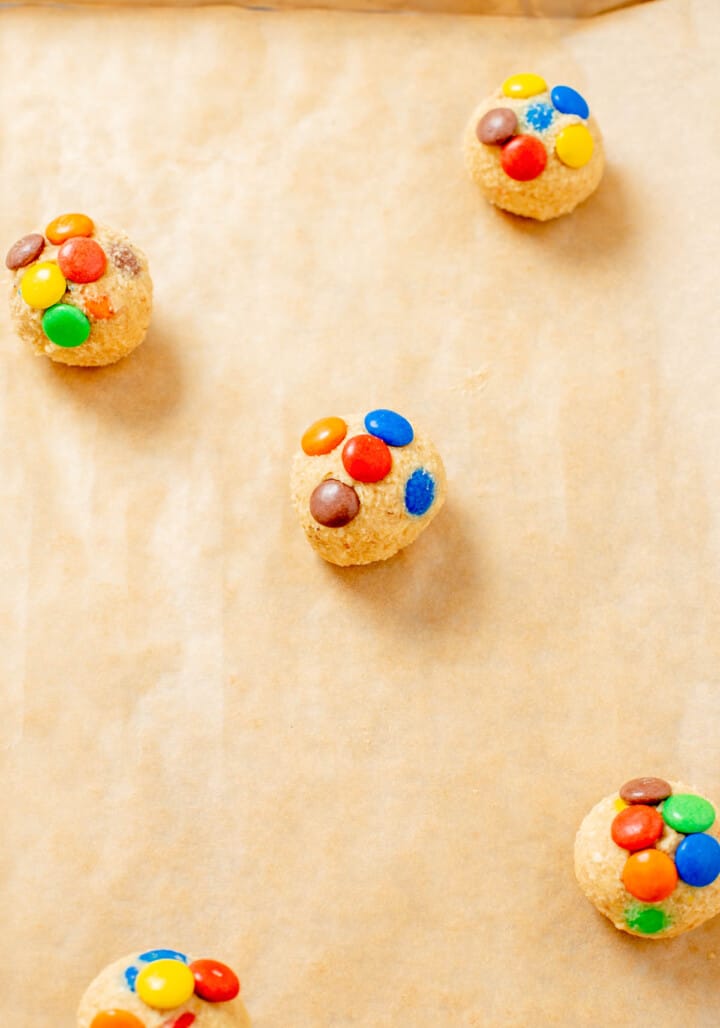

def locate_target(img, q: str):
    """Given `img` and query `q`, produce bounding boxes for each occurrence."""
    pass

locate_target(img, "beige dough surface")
[77,954,251,1027]
[463,86,604,219]
[291,414,446,565]
[8,222,152,367]
[575,782,720,939]
[2,2,720,1027]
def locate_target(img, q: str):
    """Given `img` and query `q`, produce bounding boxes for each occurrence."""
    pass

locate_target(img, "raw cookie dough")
[575,777,720,938]
[77,949,251,1028]
[464,74,604,220]
[291,409,446,566]
[7,212,152,366]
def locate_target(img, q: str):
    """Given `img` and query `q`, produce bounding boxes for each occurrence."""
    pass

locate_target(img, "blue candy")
[550,85,589,119]
[124,965,139,991]
[675,833,720,887]
[364,409,414,448]
[404,468,435,517]
[138,948,188,963]
[524,102,554,132]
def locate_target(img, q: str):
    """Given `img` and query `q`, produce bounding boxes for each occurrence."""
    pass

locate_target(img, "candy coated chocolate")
[551,84,589,119]
[675,833,720,887]
[342,434,392,483]
[611,805,664,852]
[138,949,188,964]
[190,958,240,1002]
[476,108,517,146]
[20,261,67,309]
[624,906,668,935]
[58,237,107,284]
[46,212,94,245]
[162,1015,196,1028]
[364,409,414,447]
[90,1013,146,1028]
[310,479,360,527]
[555,123,594,168]
[136,959,195,1010]
[404,468,435,516]
[662,793,715,834]
[109,242,141,276]
[6,233,45,270]
[622,849,678,902]
[619,777,672,806]
[502,73,547,99]
[302,416,347,456]
[42,303,91,348]
[500,135,547,181]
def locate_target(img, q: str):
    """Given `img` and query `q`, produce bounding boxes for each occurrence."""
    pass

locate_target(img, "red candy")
[190,959,240,1003]
[342,434,392,483]
[500,135,547,181]
[162,1015,196,1028]
[611,805,664,852]
[58,237,107,284]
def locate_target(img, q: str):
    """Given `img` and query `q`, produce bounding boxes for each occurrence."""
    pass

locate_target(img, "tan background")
[2,0,719,1024]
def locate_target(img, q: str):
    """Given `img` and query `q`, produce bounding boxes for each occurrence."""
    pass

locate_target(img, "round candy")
[613,797,629,813]
[551,84,589,119]
[6,232,45,270]
[555,124,594,168]
[135,959,195,1010]
[500,135,547,182]
[611,805,664,852]
[364,409,414,447]
[58,236,107,284]
[302,416,347,456]
[46,212,94,245]
[675,833,720,887]
[502,73,547,99]
[84,294,115,320]
[342,434,392,483]
[404,468,436,516]
[619,777,672,806]
[662,793,715,834]
[190,958,240,1002]
[476,108,517,145]
[622,849,678,902]
[162,1015,196,1028]
[20,261,66,309]
[624,906,669,935]
[90,1013,146,1028]
[524,102,554,132]
[310,479,360,527]
[138,949,187,964]
[42,303,91,348]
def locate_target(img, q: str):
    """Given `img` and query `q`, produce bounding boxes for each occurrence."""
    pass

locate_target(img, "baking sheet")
[2,0,720,1025]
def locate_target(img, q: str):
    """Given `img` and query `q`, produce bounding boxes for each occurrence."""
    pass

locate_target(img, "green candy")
[662,793,715,834]
[42,303,91,348]
[625,906,669,935]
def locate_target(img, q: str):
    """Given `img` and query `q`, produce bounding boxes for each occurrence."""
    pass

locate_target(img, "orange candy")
[622,849,678,902]
[90,1012,146,1028]
[84,294,115,320]
[302,416,347,456]
[46,213,94,246]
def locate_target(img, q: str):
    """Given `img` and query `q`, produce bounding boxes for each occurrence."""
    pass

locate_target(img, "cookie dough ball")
[464,74,604,220]
[7,212,152,366]
[291,409,446,566]
[77,950,251,1028]
[575,777,720,938]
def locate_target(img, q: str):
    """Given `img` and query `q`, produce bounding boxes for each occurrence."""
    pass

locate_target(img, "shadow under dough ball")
[291,408,447,566]
[575,777,720,938]
[7,212,152,366]
[77,949,251,1027]
[464,74,604,220]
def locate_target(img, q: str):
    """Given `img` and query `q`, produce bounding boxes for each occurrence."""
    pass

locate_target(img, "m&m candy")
[551,84,589,119]
[46,212,94,245]
[619,777,672,805]
[42,304,91,348]
[301,416,347,456]
[364,409,414,447]
[476,108,517,145]
[90,1014,145,1028]
[6,233,45,271]
[310,479,360,527]
[58,236,107,284]
[190,958,241,1002]
[663,793,716,834]
[502,73,547,99]
[611,805,664,852]
[675,834,720,887]
[404,468,435,517]
[622,849,678,902]
[162,1015,196,1028]
[135,959,195,1010]
[342,434,392,483]
[555,124,594,168]
[500,136,547,182]
[20,261,66,309]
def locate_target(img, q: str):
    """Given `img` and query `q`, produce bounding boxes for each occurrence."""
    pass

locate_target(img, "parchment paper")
[2,1,720,1025]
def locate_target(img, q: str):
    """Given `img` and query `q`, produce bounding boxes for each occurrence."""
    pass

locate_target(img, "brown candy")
[109,243,141,276]
[6,233,45,271]
[476,107,518,146]
[310,479,360,528]
[620,777,672,806]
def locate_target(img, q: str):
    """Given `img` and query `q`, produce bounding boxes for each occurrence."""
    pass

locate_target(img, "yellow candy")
[614,797,629,812]
[20,261,67,310]
[135,959,195,1010]
[555,124,594,168]
[502,73,547,100]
